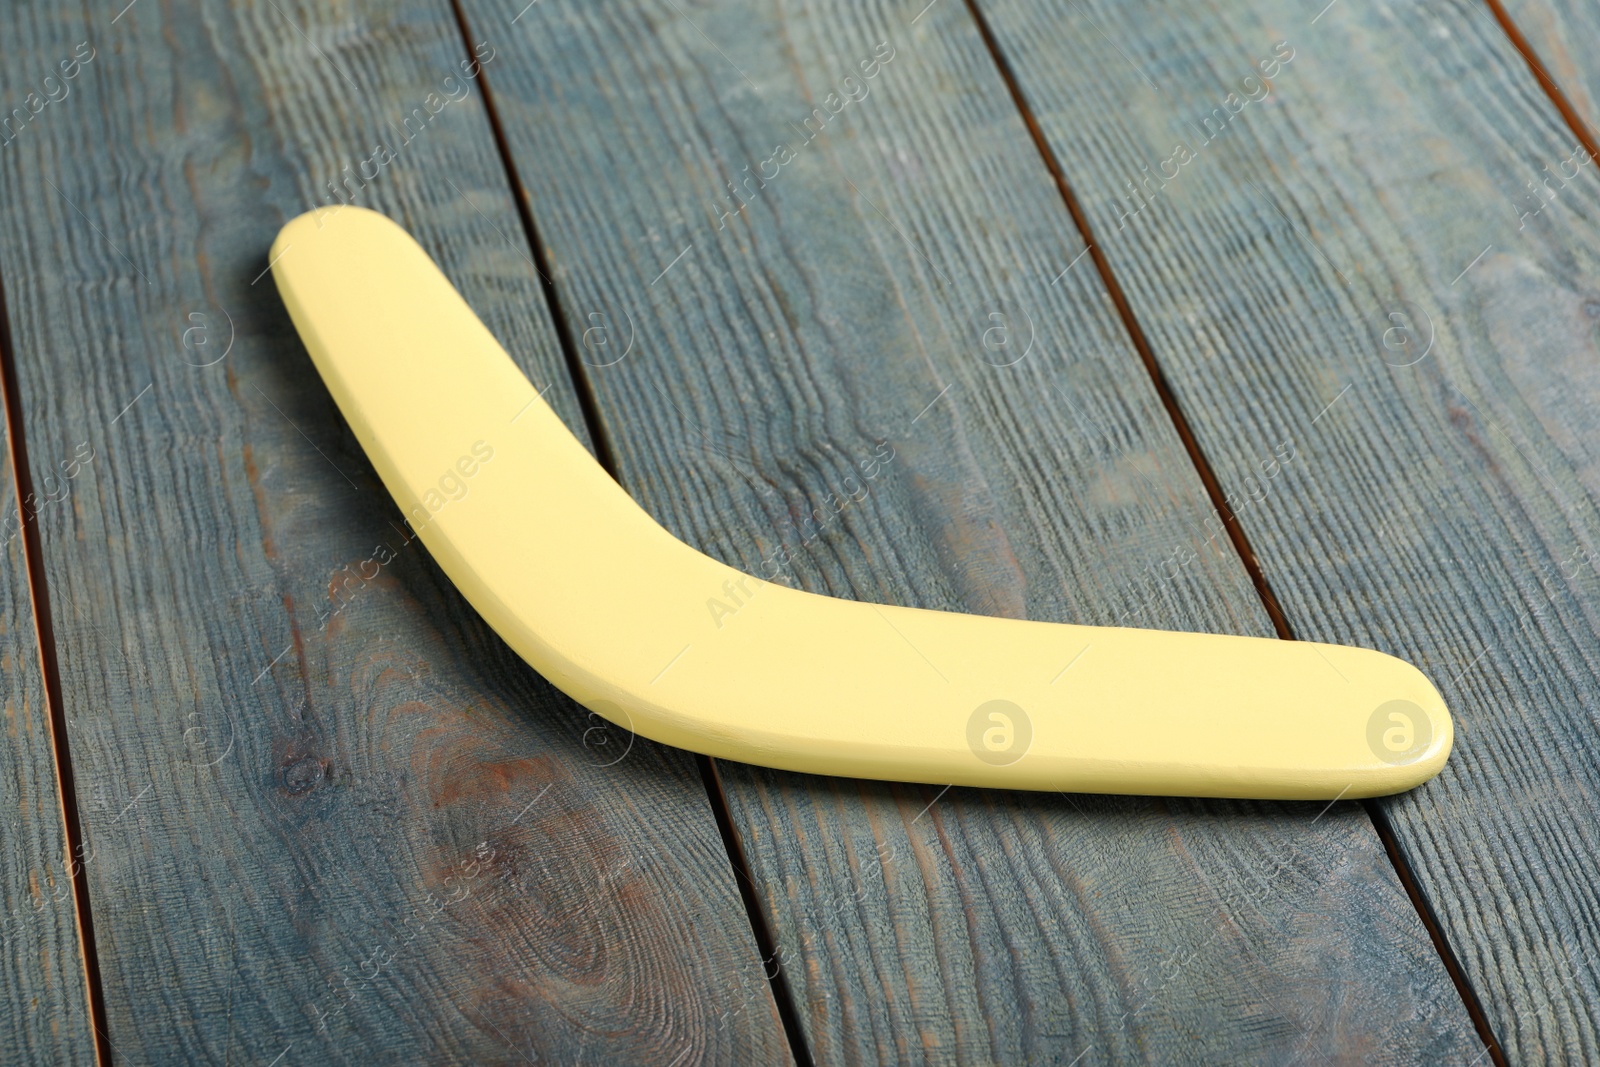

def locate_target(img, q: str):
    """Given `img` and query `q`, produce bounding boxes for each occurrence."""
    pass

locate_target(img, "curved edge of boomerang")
[269,206,1452,800]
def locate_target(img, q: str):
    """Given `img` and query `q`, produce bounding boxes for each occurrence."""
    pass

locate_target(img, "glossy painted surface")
[273,207,1451,799]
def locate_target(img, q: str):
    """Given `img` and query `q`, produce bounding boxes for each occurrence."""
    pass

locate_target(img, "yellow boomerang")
[270,206,1451,800]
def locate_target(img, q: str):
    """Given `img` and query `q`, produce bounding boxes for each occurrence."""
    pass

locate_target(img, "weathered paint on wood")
[0,1,788,1062]
[974,0,1600,1058]
[461,0,1479,1059]
[0,375,95,1064]
[1498,0,1600,139]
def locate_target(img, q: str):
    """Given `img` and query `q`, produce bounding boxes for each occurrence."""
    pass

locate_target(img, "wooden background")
[3,0,1598,1061]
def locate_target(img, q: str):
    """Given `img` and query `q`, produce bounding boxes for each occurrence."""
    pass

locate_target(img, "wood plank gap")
[959,0,1294,640]
[0,263,112,1067]
[960,0,1507,1059]
[446,0,621,474]
[698,757,815,1067]
[1362,798,1507,1067]
[1481,0,1600,160]
[441,4,811,1059]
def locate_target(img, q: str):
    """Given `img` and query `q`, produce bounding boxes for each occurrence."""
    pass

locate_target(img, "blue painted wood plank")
[456,0,1479,1060]
[0,1,790,1061]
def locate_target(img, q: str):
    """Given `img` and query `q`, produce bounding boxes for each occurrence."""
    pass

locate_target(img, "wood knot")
[282,755,327,795]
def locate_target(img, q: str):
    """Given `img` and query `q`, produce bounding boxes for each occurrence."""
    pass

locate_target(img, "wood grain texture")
[0,377,95,1063]
[0,1,788,1062]
[1498,0,1600,136]
[974,0,1600,1058]
[460,0,1479,1060]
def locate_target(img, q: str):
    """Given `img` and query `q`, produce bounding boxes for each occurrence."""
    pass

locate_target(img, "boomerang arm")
[270,207,1451,799]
